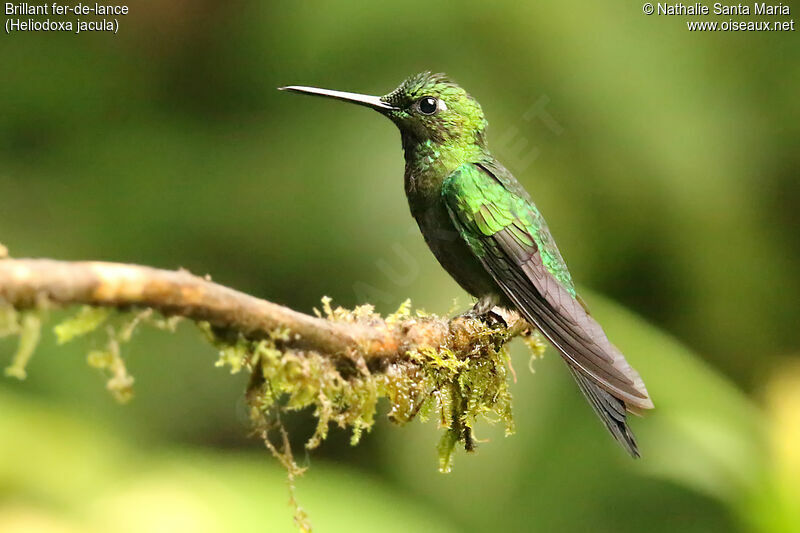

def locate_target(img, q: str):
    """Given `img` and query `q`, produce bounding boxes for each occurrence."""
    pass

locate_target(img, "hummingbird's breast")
[403,148,500,300]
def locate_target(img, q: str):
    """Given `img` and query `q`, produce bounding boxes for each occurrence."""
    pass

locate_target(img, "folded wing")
[442,162,653,455]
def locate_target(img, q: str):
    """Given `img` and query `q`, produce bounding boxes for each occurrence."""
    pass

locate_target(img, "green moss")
[0,303,21,338]
[437,427,460,473]
[86,340,134,403]
[52,307,181,403]
[208,298,528,475]
[523,330,547,373]
[4,312,41,380]
[403,327,516,472]
[54,306,112,344]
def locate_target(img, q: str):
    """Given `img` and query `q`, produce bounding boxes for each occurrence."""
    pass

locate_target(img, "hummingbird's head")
[280,72,488,149]
[380,72,488,147]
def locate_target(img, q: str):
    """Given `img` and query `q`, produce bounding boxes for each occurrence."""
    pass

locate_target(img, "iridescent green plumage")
[281,72,653,457]
[442,163,576,295]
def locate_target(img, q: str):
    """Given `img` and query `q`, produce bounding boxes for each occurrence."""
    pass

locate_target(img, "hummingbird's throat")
[404,135,485,178]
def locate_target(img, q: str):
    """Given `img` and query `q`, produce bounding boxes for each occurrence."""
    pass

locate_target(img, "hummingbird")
[280,72,653,457]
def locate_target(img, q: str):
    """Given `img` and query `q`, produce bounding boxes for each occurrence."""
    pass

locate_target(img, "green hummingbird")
[280,72,653,457]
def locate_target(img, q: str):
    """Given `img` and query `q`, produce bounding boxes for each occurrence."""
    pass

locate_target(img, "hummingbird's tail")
[568,365,640,457]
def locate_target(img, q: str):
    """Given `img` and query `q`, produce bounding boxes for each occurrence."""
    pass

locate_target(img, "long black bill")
[279,85,397,112]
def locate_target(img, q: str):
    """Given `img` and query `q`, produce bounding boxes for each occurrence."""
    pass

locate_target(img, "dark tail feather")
[568,365,640,458]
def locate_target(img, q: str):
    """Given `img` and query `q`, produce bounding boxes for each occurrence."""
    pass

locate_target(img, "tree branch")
[0,258,526,361]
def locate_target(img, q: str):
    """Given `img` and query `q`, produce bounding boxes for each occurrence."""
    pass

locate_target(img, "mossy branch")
[0,258,528,360]
[0,255,549,529]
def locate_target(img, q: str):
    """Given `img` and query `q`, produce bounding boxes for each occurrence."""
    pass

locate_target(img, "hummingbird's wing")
[442,162,653,456]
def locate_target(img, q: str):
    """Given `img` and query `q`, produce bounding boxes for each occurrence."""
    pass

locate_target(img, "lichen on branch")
[207,298,535,472]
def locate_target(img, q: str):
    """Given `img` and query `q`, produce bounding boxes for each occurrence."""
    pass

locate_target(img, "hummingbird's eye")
[417,96,439,115]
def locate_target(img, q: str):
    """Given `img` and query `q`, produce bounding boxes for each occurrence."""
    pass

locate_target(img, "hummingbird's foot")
[458,295,505,324]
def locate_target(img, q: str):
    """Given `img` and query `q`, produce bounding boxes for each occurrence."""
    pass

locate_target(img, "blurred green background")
[1,1,799,531]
